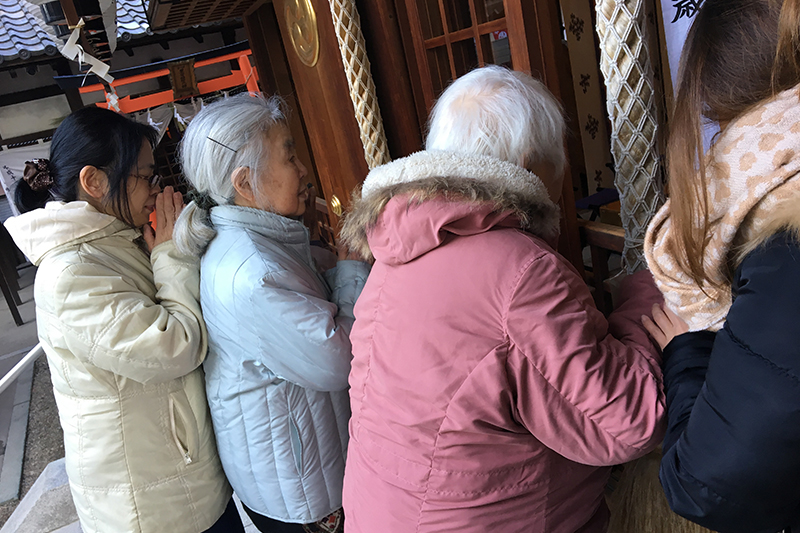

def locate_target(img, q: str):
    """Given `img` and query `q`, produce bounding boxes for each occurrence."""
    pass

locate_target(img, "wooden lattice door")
[406,0,512,108]
[396,0,585,271]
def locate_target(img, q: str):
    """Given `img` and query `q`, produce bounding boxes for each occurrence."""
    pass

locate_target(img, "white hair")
[174,93,287,257]
[426,65,566,176]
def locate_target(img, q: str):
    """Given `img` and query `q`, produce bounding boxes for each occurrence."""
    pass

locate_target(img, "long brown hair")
[667,0,800,288]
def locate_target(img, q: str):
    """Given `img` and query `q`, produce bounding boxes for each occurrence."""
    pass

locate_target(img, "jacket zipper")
[169,397,193,465]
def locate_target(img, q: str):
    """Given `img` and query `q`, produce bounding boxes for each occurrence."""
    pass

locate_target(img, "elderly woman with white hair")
[339,65,665,532]
[173,93,370,533]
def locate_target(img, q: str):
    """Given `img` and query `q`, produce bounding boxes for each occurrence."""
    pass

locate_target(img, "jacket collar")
[209,205,309,245]
[4,201,138,265]
[361,150,554,203]
[342,150,560,262]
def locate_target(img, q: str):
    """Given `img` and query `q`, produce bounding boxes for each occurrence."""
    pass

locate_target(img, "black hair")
[14,106,159,226]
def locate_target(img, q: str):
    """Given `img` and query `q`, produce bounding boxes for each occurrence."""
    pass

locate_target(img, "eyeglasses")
[131,173,162,188]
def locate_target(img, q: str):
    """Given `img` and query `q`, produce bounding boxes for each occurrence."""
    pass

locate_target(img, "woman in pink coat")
[340,66,665,533]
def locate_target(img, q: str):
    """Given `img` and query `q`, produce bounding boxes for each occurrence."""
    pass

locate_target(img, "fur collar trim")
[342,150,560,262]
[734,194,800,264]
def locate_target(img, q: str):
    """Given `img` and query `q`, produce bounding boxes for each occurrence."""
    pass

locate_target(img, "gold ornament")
[329,194,343,217]
[285,0,320,68]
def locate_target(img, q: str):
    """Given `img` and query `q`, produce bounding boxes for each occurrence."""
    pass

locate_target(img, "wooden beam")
[0,85,65,107]
[1,129,56,146]
[504,0,585,275]
[404,0,437,109]
[243,9,278,94]
[391,0,428,128]
[422,18,506,48]
[94,70,250,114]
[179,0,201,29]
[79,50,254,94]
[577,219,625,253]
[356,0,423,158]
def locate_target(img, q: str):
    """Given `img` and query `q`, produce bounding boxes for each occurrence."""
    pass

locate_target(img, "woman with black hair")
[4,106,243,533]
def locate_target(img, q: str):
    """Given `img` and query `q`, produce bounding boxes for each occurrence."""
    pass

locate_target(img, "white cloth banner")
[0,142,51,217]
[131,105,173,144]
[130,100,204,142]
[660,1,717,145]
[660,0,701,94]
[173,100,204,128]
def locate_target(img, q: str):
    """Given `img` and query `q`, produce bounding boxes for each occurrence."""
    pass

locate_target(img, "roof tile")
[0,0,149,62]
[0,0,58,62]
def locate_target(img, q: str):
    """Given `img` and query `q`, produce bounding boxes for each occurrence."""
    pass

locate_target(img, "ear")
[78,165,109,200]
[231,166,256,207]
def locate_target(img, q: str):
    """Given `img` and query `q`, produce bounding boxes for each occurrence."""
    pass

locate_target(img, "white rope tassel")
[595,0,665,273]
[327,0,391,169]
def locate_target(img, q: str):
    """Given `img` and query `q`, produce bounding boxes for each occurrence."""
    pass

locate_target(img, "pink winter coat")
[340,151,665,533]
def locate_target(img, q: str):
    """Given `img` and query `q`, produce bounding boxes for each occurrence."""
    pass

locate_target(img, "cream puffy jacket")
[4,202,231,533]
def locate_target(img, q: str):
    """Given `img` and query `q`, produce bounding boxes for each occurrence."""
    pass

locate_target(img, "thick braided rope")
[595,0,665,273]
[327,0,391,170]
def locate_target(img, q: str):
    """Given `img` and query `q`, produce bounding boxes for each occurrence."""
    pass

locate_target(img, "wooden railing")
[0,222,28,327]
[314,197,338,252]
[578,219,625,316]
[74,47,260,114]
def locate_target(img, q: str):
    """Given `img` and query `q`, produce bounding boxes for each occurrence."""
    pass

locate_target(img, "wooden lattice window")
[407,0,512,108]
[153,121,186,193]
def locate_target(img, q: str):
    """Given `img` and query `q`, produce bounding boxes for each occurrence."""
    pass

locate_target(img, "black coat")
[660,231,800,533]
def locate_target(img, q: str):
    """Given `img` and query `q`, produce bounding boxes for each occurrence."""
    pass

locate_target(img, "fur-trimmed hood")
[341,150,560,262]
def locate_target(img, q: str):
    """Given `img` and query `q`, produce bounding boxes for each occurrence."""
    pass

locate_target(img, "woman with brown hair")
[643,1,800,531]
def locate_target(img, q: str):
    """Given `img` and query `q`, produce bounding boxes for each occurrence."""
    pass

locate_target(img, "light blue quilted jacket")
[200,205,370,523]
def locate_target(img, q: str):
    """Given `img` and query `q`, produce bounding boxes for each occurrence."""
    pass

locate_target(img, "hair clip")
[207,137,238,153]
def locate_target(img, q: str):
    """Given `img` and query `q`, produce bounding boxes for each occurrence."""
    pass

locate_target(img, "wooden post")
[266,0,371,227]
[238,54,261,94]
[355,0,423,158]
[244,4,323,196]
[58,0,95,60]
[505,0,585,276]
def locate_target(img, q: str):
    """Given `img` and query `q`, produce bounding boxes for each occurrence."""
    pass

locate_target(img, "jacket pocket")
[169,391,199,465]
[288,415,304,476]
